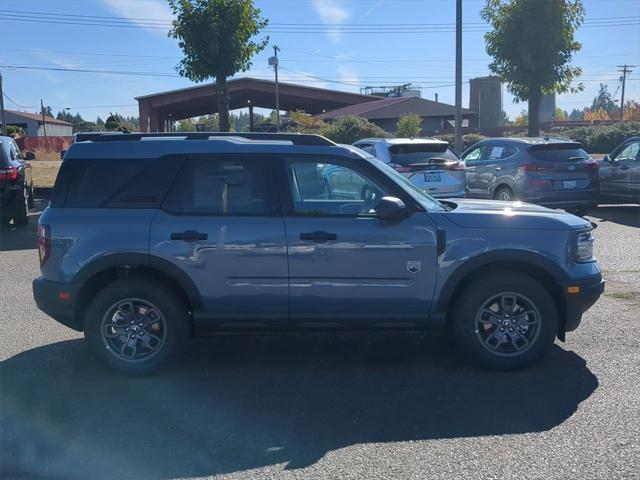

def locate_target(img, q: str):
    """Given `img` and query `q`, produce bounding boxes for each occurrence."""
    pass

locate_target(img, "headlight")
[575,229,595,262]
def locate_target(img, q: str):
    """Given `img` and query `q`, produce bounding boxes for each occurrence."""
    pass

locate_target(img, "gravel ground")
[1,204,638,480]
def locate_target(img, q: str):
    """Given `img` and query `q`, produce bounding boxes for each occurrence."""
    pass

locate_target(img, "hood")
[441,199,591,230]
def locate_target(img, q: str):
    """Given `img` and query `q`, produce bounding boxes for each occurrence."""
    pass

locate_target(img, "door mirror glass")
[375,196,408,220]
[602,154,611,163]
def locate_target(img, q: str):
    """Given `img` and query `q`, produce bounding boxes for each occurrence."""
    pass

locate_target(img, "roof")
[495,137,580,145]
[5,109,72,126]
[135,77,378,118]
[319,96,475,120]
[357,137,447,145]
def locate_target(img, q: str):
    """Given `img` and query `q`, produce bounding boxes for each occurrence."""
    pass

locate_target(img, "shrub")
[322,116,390,144]
[563,121,640,153]
[395,113,422,138]
[434,133,487,153]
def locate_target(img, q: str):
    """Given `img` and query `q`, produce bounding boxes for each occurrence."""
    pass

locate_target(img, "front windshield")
[366,156,445,211]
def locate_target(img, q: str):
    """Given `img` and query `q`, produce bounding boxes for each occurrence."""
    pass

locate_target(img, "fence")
[16,136,72,153]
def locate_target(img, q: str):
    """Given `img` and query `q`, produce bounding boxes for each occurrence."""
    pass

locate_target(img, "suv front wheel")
[84,278,189,375]
[452,272,558,370]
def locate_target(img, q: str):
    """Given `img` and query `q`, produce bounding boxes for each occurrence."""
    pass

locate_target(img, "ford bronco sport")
[33,133,604,374]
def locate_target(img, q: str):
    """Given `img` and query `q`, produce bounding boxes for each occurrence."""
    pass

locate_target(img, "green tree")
[168,0,268,132]
[554,107,568,120]
[590,83,618,115]
[501,110,512,126]
[514,109,528,126]
[482,0,584,136]
[322,116,390,144]
[40,105,53,118]
[568,108,584,121]
[395,113,422,137]
[177,118,196,132]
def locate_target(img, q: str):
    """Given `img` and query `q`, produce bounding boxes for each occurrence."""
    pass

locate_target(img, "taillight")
[0,167,18,180]
[390,163,411,173]
[520,164,554,172]
[442,161,465,171]
[37,224,51,267]
[586,160,599,176]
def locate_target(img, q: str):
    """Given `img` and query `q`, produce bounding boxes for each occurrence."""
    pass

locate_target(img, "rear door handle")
[300,231,337,242]
[171,230,208,241]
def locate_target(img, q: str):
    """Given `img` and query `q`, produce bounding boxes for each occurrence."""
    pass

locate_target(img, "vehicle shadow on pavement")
[0,222,37,252]
[1,334,598,479]
[589,205,640,228]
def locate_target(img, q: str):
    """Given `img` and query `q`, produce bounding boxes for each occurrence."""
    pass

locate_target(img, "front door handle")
[495,166,502,171]
[171,230,208,241]
[300,231,337,242]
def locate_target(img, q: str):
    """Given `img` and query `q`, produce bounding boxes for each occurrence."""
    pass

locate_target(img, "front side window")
[464,146,484,162]
[286,160,387,216]
[614,142,640,161]
[165,158,271,215]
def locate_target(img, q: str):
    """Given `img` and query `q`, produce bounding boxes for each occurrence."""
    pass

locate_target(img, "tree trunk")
[216,75,231,132]
[527,90,541,137]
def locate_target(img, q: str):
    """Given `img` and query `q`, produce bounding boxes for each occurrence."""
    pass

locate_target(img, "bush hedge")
[434,133,487,153]
[562,121,640,153]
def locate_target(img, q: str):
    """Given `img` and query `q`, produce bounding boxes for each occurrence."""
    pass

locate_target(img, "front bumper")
[32,277,84,331]
[560,273,605,335]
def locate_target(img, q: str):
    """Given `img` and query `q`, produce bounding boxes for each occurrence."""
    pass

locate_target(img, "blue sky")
[1,0,639,123]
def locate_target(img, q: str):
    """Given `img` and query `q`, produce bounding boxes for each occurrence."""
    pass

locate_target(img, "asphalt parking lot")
[1,204,639,480]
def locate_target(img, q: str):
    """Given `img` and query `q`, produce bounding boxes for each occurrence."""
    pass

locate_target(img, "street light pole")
[454,0,463,154]
[0,71,6,136]
[269,45,281,132]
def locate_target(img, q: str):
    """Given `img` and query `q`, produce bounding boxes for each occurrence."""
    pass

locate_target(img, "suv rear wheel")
[452,272,558,370]
[84,278,189,375]
[494,186,514,202]
[12,183,30,225]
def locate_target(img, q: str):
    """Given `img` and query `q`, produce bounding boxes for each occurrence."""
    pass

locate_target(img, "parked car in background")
[33,132,603,375]
[461,137,599,215]
[0,136,34,225]
[598,136,640,204]
[352,138,467,198]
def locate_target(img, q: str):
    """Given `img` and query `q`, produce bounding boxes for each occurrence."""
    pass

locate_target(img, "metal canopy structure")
[136,77,379,132]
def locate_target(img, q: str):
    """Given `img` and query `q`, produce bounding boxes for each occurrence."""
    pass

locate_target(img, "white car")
[353,138,467,198]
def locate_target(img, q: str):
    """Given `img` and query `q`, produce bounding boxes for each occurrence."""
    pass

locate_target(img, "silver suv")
[33,133,603,375]
[353,138,467,198]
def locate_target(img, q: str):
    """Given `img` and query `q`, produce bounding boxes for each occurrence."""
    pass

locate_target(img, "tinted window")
[529,145,590,162]
[613,142,640,161]
[287,160,387,215]
[63,157,181,208]
[357,144,376,155]
[486,144,518,160]
[389,143,458,166]
[164,157,272,215]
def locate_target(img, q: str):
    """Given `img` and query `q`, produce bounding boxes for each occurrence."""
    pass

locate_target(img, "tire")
[84,278,189,375]
[493,186,514,202]
[12,184,29,226]
[27,184,34,209]
[451,271,558,370]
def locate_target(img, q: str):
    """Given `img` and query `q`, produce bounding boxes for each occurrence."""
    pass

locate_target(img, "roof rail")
[88,131,336,146]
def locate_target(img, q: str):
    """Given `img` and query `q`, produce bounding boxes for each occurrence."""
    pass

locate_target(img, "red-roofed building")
[3,109,73,137]
[319,96,476,135]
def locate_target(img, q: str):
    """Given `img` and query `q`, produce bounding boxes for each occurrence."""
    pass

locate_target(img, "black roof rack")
[88,132,336,146]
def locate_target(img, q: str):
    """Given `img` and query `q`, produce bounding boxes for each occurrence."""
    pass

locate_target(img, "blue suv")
[33,133,604,374]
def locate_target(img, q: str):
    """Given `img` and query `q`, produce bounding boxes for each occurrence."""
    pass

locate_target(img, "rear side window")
[389,143,458,166]
[61,156,182,208]
[163,157,274,215]
[529,145,589,162]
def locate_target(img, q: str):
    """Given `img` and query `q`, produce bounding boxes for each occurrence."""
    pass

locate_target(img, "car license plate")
[563,180,577,190]
[424,172,441,182]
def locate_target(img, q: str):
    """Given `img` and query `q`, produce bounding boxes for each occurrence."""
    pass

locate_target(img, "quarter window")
[286,160,387,216]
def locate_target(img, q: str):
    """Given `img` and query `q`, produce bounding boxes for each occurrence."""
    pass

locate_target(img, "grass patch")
[605,291,636,300]
[30,160,61,188]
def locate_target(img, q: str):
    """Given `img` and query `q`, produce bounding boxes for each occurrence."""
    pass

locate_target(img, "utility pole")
[617,65,635,121]
[454,0,463,154]
[269,45,281,132]
[40,98,47,139]
[0,71,6,136]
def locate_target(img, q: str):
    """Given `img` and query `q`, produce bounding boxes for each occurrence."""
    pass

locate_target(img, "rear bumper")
[521,189,598,209]
[0,182,21,210]
[560,273,605,334]
[32,277,83,331]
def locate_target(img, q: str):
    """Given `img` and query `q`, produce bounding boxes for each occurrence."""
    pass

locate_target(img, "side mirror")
[603,154,612,163]
[60,150,67,159]
[375,196,409,220]
[24,151,36,161]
